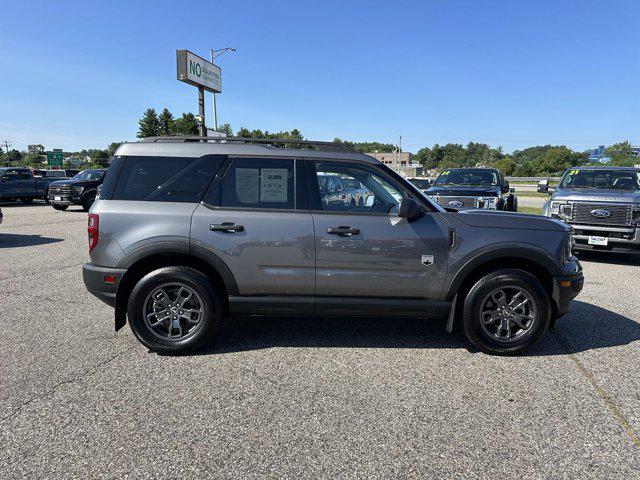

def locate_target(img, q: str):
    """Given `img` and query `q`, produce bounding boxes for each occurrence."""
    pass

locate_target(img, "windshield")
[559,169,640,190]
[434,169,498,186]
[72,170,105,181]
[341,178,362,189]
[408,178,431,189]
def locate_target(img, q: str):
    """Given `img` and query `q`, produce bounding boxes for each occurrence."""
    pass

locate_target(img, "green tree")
[439,143,466,168]
[606,141,636,166]
[6,149,22,164]
[217,123,233,136]
[106,142,123,156]
[173,113,199,135]
[333,138,396,153]
[137,108,160,138]
[494,157,516,175]
[158,108,175,136]
[414,147,432,168]
[27,144,45,154]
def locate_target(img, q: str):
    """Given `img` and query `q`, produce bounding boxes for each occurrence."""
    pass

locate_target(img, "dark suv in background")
[83,138,582,356]
[426,167,518,211]
[540,166,640,251]
[48,169,107,211]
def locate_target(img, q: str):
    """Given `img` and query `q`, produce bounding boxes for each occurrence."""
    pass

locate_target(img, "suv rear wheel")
[462,269,550,355]
[127,266,224,354]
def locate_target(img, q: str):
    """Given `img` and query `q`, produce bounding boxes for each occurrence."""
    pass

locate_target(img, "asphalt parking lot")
[1,203,639,479]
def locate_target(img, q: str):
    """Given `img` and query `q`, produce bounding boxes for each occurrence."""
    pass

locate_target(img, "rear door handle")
[210,222,245,233]
[326,226,360,236]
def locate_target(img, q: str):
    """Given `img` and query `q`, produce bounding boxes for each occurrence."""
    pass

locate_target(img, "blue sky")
[1,0,638,153]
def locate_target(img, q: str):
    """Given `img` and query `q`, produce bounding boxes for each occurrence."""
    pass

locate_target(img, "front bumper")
[82,263,127,308]
[48,194,81,206]
[552,272,584,317]
[568,223,640,251]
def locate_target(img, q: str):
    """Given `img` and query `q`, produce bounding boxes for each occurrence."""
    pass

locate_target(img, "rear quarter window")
[109,155,225,202]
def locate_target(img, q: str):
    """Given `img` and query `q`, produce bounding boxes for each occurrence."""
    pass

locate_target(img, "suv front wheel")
[127,266,224,354]
[462,269,550,355]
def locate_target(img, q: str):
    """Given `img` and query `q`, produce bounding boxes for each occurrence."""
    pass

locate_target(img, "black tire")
[507,195,518,212]
[82,192,97,212]
[127,266,224,354]
[462,269,550,355]
[43,189,50,204]
[52,204,68,211]
[20,197,34,205]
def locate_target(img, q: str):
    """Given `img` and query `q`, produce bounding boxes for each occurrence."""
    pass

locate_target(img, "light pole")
[210,47,237,132]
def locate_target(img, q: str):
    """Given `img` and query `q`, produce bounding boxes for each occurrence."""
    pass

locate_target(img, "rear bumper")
[552,272,584,317]
[82,263,127,307]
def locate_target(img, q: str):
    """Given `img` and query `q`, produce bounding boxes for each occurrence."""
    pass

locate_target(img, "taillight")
[88,214,99,252]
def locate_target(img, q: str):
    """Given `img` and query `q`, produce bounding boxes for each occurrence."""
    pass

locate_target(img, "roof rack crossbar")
[140,136,358,153]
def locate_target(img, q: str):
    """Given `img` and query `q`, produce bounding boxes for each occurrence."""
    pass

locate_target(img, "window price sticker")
[260,168,288,202]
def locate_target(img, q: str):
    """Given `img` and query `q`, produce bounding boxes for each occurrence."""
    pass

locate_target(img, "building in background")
[588,145,640,164]
[365,151,424,177]
[588,145,610,163]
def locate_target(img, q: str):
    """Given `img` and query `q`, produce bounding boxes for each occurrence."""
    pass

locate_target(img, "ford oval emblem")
[591,209,611,218]
[449,201,463,208]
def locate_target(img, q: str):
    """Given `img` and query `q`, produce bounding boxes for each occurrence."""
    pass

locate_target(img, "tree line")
[3,107,637,176]
[1,142,123,168]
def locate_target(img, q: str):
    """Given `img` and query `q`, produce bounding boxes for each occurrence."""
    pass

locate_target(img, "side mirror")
[398,197,425,221]
[537,179,549,193]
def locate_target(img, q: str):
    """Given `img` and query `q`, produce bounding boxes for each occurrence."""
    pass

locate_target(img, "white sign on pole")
[176,50,222,93]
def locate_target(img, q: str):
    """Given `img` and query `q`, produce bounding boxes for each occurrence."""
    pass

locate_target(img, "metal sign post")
[176,50,222,137]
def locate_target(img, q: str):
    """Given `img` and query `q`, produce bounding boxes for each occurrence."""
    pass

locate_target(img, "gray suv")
[540,166,640,251]
[83,137,583,355]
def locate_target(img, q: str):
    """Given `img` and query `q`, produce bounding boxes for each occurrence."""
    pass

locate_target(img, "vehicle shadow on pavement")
[200,315,465,354]
[575,250,640,266]
[0,233,64,248]
[195,300,639,356]
[528,300,640,356]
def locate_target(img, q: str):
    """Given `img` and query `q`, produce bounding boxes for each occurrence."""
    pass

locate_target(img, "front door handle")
[210,222,245,233]
[326,226,360,236]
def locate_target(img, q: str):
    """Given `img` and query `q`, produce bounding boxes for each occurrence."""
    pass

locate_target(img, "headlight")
[479,197,498,209]
[550,201,572,219]
[71,186,84,194]
[565,231,575,261]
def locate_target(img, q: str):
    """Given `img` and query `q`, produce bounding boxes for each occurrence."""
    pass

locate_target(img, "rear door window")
[111,155,224,202]
[219,158,296,210]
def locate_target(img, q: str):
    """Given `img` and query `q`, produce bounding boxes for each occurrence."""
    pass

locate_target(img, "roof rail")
[140,136,358,153]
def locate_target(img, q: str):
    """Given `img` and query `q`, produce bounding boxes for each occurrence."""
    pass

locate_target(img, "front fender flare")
[444,243,562,301]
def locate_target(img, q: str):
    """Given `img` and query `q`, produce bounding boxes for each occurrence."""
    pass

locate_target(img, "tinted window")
[220,158,295,210]
[72,170,106,181]
[311,162,404,215]
[2,170,31,181]
[409,178,431,189]
[559,169,640,190]
[112,156,223,202]
[434,169,498,186]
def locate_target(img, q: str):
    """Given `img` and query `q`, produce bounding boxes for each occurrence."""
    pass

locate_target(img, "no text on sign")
[176,50,222,93]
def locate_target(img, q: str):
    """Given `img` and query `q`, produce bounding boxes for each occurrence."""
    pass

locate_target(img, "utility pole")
[2,139,13,166]
[210,49,218,132]
[209,47,237,133]
[197,86,206,137]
